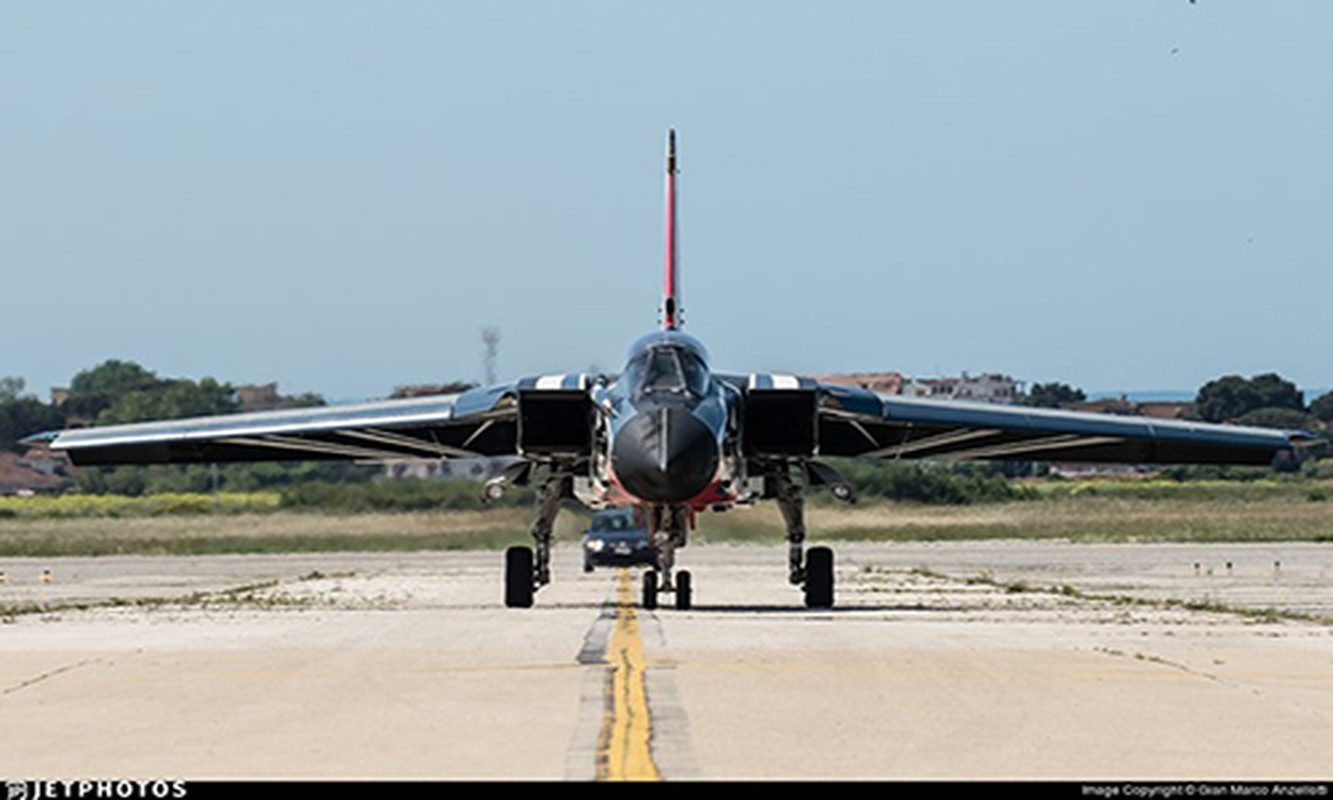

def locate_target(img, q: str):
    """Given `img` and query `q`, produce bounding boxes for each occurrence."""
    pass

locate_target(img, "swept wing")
[38,384,523,466]
[808,381,1314,465]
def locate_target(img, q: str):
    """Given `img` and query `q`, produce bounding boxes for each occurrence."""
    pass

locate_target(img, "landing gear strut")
[645,504,688,592]
[529,472,569,588]
[774,470,807,586]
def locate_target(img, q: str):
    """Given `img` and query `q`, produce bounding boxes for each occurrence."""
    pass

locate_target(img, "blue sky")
[2,2,1329,401]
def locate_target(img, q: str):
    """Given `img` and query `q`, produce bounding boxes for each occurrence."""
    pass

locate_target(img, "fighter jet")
[37,131,1319,610]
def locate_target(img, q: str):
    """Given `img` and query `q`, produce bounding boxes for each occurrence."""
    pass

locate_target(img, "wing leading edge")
[38,384,522,466]
[812,383,1317,466]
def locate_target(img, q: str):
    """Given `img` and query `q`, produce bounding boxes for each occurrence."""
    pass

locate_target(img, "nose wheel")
[642,570,659,610]
[641,568,692,611]
[674,569,692,610]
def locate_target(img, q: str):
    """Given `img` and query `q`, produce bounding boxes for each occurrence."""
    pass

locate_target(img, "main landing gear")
[503,471,568,609]
[803,546,834,609]
[775,470,835,609]
[504,545,534,608]
[503,469,836,610]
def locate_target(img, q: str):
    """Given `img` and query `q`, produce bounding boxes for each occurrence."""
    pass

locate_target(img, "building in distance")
[817,372,1024,406]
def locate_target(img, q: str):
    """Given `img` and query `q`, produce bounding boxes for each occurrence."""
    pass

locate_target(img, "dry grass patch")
[2,491,1330,556]
[0,508,558,556]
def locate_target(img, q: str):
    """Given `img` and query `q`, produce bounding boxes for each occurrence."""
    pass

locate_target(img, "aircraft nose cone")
[613,406,718,503]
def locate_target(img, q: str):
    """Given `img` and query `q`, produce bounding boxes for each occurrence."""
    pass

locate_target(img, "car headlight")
[585,539,605,552]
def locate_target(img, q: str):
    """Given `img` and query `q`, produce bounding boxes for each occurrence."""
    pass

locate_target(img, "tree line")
[1026,374,1332,431]
[1,360,368,494]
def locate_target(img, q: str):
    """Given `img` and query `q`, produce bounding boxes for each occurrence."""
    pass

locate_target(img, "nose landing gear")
[640,504,692,610]
[674,569,692,610]
[641,568,693,611]
[642,570,659,610]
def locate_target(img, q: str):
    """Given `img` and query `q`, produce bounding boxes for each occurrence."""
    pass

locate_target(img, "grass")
[1028,478,1331,503]
[0,484,1330,557]
[0,508,562,557]
[791,493,1333,544]
[0,492,280,519]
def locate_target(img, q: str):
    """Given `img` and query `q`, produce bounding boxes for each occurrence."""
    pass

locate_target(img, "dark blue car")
[581,508,658,572]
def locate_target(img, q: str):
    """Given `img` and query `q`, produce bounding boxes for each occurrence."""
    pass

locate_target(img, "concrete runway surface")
[1,542,1330,780]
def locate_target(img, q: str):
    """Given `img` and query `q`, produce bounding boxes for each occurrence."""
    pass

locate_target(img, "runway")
[1,542,1330,780]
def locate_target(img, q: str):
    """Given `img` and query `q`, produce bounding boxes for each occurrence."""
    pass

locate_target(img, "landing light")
[481,478,507,503]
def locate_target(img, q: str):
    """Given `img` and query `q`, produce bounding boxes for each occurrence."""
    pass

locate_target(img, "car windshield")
[591,512,636,533]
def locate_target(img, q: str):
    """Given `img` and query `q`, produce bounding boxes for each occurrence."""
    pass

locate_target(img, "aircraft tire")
[804,546,834,609]
[642,570,659,610]
[505,546,534,608]
[675,570,692,611]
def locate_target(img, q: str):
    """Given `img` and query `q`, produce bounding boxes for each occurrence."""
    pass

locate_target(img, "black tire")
[804,546,834,609]
[583,560,594,574]
[505,546,534,608]
[675,570,692,611]
[642,570,658,610]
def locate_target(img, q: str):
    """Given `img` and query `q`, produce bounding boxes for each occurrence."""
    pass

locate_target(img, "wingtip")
[1291,431,1330,457]
[19,431,60,448]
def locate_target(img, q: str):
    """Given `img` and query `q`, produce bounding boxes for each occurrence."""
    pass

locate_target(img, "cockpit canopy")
[623,331,712,398]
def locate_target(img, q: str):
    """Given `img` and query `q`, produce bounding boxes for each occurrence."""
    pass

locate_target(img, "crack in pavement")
[3,658,106,696]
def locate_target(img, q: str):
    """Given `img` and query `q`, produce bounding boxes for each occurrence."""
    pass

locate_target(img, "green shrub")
[279,478,535,513]
[825,460,1033,505]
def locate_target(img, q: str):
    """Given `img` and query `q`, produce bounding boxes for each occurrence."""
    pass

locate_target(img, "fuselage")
[586,132,744,511]
[594,330,738,509]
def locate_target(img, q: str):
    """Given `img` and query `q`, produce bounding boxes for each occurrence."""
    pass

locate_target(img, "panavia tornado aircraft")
[38,131,1320,611]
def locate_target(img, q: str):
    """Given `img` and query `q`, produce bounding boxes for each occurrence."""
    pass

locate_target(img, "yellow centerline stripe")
[596,569,661,781]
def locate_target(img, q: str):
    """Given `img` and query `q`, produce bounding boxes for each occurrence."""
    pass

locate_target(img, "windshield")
[591,511,638,533]
[626,346,709,397]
